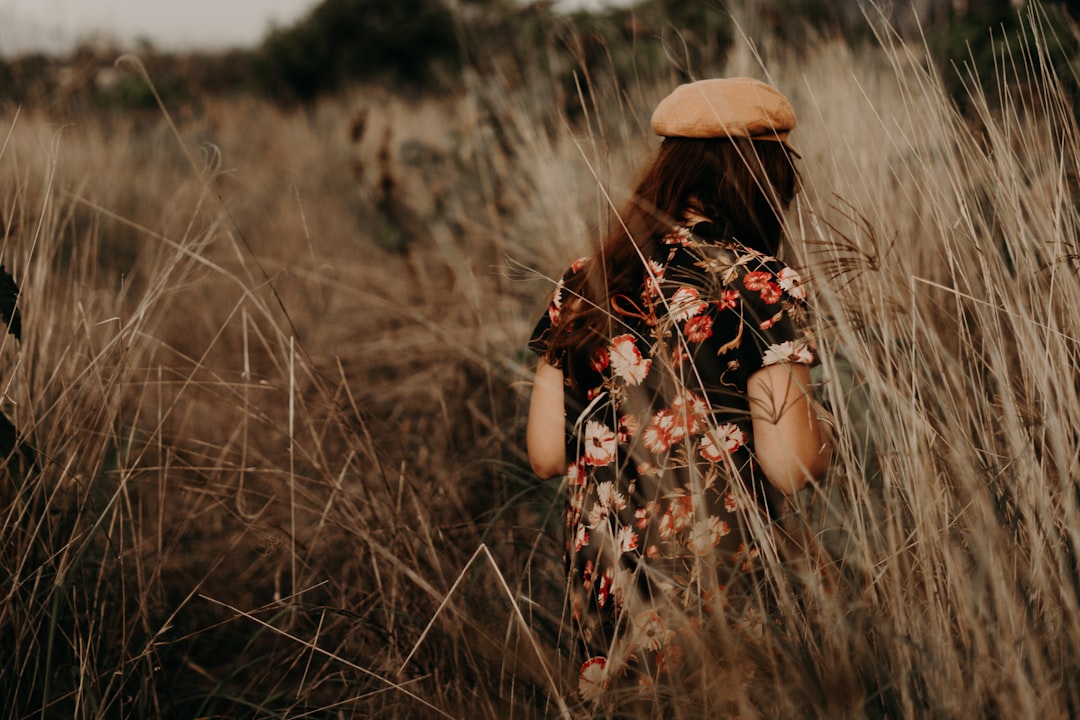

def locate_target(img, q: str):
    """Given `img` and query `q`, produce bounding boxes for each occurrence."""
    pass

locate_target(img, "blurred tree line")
[0,0,1076,112]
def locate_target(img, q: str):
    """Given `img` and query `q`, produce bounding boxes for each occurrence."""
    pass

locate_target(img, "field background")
[2,1,1080,718]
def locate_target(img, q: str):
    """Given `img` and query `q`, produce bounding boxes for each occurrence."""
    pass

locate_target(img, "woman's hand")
[527,359,568,479]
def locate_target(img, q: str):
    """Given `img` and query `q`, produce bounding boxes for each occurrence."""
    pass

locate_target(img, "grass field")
[2,5,1080,718]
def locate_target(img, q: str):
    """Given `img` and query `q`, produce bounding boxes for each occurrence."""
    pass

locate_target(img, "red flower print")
[570,256,589,273]
[566,501,581,530]
[566,459,586,486]
[744,269,782,303]
[717,288,739,311]
[548,276,569,325]
[684,314,713,342]
[547,301,561,325]
[590,346,610,372]
[759,311,782,330]
[636,461,658,476]
[743,271,772,291]
[759,281,782,304]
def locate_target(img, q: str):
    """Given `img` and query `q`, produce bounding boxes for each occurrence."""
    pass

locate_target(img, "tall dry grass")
[0,4,1079,717]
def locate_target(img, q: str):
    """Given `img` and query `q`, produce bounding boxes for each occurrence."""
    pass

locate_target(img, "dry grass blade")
[398,542,572,718]
[199,594,460,720]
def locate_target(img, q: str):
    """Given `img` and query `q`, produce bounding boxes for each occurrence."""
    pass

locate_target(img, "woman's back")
[529,219,819,700]
[525,77,832,709]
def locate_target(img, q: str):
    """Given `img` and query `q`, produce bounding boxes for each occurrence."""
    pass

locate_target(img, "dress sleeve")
[728,256,815,376]
[662,248,815,380]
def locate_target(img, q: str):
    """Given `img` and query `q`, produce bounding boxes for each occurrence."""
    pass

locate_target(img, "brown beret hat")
[651,77,797,143]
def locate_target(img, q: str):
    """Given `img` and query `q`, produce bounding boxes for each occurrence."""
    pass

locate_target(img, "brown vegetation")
[1,5,1080,718]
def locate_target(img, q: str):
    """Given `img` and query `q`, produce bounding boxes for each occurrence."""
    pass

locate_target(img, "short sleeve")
[729,257,815,376]
[660,246,814,381]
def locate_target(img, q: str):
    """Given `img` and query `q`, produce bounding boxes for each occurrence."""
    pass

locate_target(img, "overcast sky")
[0,0,616,57]
[0,0,321,55]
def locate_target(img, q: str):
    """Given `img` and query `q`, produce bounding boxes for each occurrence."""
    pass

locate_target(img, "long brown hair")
[545,137,800,375]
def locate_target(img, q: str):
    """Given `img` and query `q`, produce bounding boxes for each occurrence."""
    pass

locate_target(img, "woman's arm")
[527,359,568,479]
[747,362,831,494]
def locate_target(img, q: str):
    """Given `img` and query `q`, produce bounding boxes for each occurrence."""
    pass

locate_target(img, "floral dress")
[528,221,816,703]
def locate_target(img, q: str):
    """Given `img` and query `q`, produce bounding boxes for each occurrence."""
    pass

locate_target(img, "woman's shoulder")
[655,227,808,303]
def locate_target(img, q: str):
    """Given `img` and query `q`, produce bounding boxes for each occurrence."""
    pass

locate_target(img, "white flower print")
[574,523,590,552]
[548,279,564,324]
[579,657,608,701]
[566,459,586,486]
[588,502,609,528]
[597,568,615,608]
[583,420,617,466]
[642,409,675,453]
[699,423,748,462]
[688,517,731,555]
[617,525,639,553]
[668,287,708,322]
[609,334,652,386]
[617,414,640,443]
[734,542,760,572]
[724,492,739,513]
[641,429,665,455]
[661,225,693,246]
[595,481,627,513]
[643,259,666,298]
[777,266,806,300]
[657,510,675,539]
[761,340,814,367]
[634,508,648,527]
[668,495,694,534]
[670,392,709,437]
[633,610,674,652]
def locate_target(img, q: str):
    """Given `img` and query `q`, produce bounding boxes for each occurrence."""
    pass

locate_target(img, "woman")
[526,78,831,707]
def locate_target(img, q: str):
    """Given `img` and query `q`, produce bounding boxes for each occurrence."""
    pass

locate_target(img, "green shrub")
[252,0,461,103]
